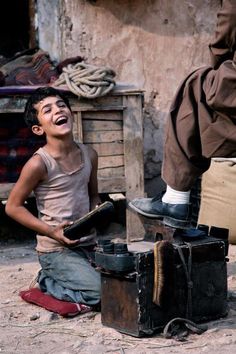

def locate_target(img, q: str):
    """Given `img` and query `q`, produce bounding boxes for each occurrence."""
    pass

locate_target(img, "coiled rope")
[54,62,116,98]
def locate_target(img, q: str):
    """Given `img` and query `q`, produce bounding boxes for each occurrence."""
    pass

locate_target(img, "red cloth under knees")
[19,288,92,317]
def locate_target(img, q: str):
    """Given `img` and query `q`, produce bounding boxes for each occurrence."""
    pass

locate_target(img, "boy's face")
[31,95,73,137]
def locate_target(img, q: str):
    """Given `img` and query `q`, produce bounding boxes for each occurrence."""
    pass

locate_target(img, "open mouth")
[55,117,68,126]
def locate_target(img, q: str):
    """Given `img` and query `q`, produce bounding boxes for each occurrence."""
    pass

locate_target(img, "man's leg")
[129,62,236,227]
[38,247,101,306]
[129,67,211,228]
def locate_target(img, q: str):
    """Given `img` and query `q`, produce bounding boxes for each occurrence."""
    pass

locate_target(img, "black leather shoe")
[129,195,191,229]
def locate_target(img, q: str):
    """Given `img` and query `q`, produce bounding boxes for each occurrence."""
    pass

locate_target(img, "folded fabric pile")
[0,47,84,87]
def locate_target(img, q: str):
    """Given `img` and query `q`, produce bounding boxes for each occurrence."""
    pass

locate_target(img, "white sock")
[162,186,190,204]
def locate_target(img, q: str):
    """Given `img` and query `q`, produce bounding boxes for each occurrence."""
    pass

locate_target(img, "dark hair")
[24,87,72,128]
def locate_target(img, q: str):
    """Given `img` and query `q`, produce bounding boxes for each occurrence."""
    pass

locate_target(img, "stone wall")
[37,0,221,195]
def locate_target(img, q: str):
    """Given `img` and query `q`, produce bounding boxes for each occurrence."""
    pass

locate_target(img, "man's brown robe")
[162,0,236,190]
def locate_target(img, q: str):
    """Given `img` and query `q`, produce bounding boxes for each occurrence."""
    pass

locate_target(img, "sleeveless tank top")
[34,143,96,252]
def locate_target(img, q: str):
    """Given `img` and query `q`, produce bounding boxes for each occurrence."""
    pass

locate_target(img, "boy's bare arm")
[6,155,79,246]
[87,146,101,210]
[6,155,49,233]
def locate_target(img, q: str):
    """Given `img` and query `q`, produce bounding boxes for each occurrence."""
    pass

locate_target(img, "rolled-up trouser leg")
[161,106,211,192]
[161,67,213,191]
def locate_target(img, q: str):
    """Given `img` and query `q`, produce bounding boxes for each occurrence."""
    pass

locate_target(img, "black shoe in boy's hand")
[64,201,115,240]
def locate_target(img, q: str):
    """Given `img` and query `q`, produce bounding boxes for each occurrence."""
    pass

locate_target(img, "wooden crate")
[0,85,145,241]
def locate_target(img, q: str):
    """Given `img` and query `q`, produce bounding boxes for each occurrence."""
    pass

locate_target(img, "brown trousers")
[162,0,236,191]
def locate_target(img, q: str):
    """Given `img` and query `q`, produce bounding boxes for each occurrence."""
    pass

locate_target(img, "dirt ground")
[1,237,236,354]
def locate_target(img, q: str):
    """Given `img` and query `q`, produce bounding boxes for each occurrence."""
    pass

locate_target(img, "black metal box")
[99,237,228,337]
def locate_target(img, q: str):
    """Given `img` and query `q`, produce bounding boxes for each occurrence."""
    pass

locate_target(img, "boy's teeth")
[56,117,67,125]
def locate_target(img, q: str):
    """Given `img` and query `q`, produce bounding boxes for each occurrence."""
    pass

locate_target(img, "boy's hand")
[90,198,102,211]
[49,221,80,246]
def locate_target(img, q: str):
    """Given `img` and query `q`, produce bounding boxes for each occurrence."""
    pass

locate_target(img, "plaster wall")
[37,0,221,195]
